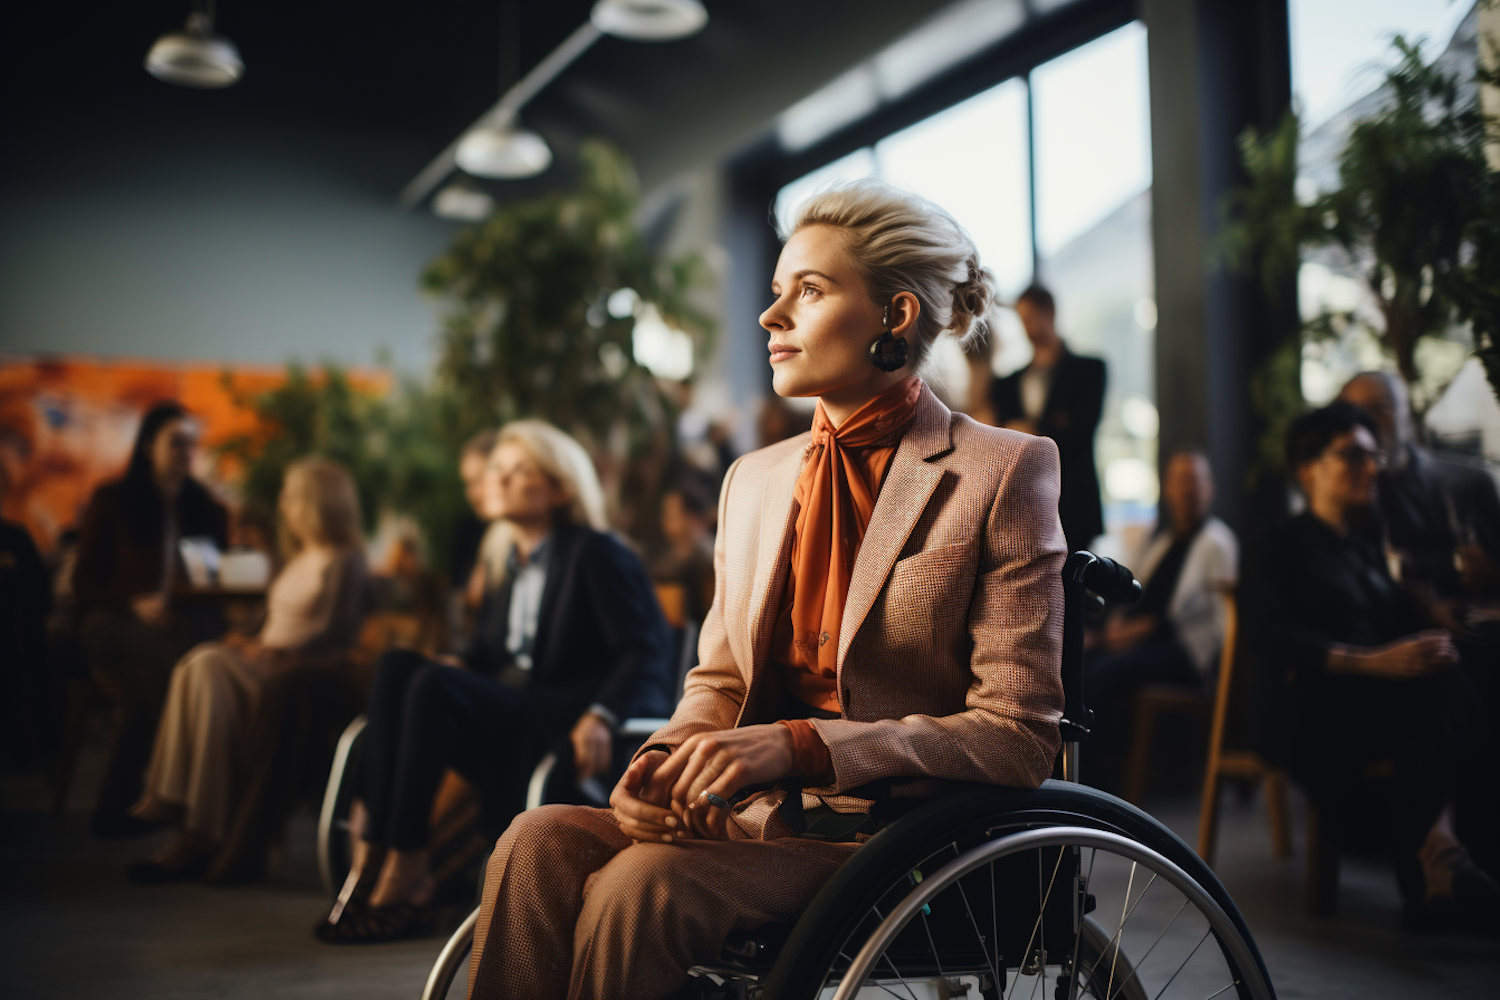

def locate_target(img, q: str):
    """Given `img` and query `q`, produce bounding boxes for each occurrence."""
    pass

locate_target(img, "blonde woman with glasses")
[127,457,370,883]
[316,420,673,944]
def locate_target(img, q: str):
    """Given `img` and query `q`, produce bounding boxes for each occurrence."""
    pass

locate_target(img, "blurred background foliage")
[1218,34,1500,479]
[217,141,713,573]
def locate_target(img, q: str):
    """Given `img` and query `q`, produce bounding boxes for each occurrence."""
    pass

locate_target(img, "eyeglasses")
[1325,445,1387,470]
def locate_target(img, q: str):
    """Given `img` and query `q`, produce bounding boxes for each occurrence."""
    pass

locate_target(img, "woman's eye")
[800,284,822,300]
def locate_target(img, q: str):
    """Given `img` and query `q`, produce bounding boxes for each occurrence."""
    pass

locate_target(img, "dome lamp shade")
[455,126,552,179]
[146,9,244,89]
[590,0,708,42]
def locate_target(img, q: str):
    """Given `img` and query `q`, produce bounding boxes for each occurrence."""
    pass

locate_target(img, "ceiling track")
[396,20,604,211]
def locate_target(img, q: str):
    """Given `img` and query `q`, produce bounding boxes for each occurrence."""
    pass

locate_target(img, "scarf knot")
[772,377,923,710]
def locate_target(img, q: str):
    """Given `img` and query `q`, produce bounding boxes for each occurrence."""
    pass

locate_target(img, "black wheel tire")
[762,779,1275,1000]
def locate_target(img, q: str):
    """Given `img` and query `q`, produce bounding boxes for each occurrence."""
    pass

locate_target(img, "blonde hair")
[280,456,362,553]
[785,179,998,373]
[480,420,608,586]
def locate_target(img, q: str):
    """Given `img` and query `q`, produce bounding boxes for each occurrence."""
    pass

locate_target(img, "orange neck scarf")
[773,377,923,710]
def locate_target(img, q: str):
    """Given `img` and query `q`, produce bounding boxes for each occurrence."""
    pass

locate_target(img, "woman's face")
[1299,425,1382,514]
[759,225,916,407]
[482,441,566,525]
[150,416,197,484]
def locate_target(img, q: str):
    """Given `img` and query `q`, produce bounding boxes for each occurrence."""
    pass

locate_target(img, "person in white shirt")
[1086,449,1237,772]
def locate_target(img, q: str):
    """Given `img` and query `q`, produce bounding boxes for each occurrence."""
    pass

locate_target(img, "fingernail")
[662,834,674,843]
[665,816,677,827]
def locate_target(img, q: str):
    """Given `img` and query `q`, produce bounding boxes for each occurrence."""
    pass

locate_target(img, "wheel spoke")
[1149,928,1212,1000]
[1004,845,1067,1000]
[1085,870,1160,993]
[869,905,921,1000]
[956,876,1002,988]
[1100,897,1189,1000]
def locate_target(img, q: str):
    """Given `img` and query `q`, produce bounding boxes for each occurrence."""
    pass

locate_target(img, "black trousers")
[1083,634,1198,759]
[1287,663,1498,900]
[360,650,545,851]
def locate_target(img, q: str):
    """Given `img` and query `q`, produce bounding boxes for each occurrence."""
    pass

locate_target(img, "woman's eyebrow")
[793,269,840,285]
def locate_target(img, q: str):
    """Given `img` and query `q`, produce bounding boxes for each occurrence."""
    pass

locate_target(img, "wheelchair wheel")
[763,782,1274,1000]
[317,715,367,898]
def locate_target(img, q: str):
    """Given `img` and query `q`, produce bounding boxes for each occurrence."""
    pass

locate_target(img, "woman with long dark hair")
[73,401,229,836]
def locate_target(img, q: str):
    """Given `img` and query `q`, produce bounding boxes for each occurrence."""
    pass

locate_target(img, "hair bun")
[949,255,997,347]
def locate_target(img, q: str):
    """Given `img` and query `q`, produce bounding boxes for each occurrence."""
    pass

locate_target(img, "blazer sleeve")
[577,535,673,723]
[808,435,1068,791]
[639,456,749,752]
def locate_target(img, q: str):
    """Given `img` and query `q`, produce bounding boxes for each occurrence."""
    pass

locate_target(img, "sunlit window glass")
[875,77,1033,300]
[1030,22,1156,524]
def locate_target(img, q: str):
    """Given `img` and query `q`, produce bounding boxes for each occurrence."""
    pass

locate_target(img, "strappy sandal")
[314,901,436,944]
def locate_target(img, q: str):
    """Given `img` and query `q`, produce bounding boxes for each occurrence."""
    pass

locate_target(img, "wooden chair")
[1197,592,1346,916]
[1197,592,1292,864]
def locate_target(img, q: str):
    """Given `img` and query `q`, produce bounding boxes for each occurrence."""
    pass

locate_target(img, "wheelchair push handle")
[1067,550,1142,605]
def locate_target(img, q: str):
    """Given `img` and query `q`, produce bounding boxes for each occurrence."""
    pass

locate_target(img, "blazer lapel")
[744,439,809,678]
[836,386,954,674]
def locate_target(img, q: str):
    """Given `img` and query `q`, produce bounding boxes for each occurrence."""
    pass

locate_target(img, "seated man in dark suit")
[990,284,1106,551]
[1244,403,1499,929]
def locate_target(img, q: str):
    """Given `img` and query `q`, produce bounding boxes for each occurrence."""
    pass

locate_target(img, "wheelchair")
[420,552,1277,1000]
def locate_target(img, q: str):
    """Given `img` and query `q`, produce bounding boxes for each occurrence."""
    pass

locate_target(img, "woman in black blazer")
[317,420,673,943]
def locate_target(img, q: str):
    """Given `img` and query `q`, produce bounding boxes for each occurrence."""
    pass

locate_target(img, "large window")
[774,22,1156,536]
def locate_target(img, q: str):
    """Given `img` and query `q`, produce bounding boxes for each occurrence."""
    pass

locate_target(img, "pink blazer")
[647,384,1067,837]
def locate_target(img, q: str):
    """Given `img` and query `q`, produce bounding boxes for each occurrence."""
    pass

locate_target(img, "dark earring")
[869,304,909,372]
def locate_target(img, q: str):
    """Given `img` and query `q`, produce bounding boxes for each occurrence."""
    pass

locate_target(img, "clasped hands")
[609,724,796,843]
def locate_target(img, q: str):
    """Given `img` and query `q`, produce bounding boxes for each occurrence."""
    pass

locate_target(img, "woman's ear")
[888,291,921,336]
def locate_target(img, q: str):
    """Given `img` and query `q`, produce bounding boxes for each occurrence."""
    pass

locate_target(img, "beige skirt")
[138,642,277,841]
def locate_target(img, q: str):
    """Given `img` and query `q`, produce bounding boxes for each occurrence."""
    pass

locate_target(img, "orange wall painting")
[0,354,389,554]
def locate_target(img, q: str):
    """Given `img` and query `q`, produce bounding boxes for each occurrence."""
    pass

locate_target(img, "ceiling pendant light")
[433,180,496,221]
[590,0,708,42]
[146,1,244,88]
[455,125,552,179]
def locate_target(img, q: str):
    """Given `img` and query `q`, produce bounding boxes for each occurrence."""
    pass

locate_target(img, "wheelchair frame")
[415,551,1276,1000]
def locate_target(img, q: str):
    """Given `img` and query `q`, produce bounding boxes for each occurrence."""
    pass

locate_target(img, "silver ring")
[699,791,732,809]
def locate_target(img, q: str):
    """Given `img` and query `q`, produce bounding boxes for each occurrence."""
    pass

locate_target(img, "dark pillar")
[1141,0,1295,536]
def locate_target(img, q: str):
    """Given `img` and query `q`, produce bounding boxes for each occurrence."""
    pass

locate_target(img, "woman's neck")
[508,518,553,564]
[818,371,909,428]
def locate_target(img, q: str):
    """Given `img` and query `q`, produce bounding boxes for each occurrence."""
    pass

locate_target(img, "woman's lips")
[768,344,799,364]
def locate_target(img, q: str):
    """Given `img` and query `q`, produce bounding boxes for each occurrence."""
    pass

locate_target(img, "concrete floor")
[2,739,1496,999]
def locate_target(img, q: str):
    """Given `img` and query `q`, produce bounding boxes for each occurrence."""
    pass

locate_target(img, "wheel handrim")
[827,826,1272,1000]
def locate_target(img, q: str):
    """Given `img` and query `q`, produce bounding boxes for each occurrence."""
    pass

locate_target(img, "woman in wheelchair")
[317,421,673,943]
[465,181,1069,999]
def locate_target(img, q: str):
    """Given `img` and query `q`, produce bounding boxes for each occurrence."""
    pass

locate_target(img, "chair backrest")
[1059,550,1143,744]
